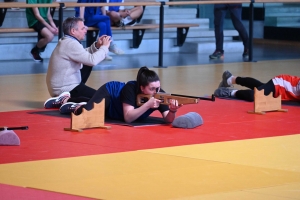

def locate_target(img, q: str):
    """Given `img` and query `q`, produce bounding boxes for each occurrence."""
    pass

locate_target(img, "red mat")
[1,99,300,164]
[0,183,92,200]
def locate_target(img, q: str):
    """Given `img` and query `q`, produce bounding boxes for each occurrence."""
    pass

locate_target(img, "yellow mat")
[1,135,300,200]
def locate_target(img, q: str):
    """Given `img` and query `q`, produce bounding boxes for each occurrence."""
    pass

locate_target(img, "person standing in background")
[209,4,249,59]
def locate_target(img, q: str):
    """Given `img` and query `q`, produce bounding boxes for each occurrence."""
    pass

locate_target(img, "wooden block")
[65,99,111,132]
[248,88,288,114]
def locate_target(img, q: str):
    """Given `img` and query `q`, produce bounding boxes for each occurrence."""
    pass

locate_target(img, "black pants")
[67,82,96,103]
[214,4,249,51]
[235,77,275,102]
[76,83,111,115]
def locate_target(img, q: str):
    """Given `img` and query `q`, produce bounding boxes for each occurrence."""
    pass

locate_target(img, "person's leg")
[107,11,122,26]
[69,82,96,99]
[136,6,145,23]
[235,90,255,102]
[80,65,92,84]
[128,6,143,20]
[235,76,265,90]
[37,26,55,50]
[214,4,227,52]
[228,4,249,55]
[85,15,112,37]
[60,84,111,115]
[257,80,276,96]
[235,80,275,102]
[31,21,55,62]
[210,4,227,59]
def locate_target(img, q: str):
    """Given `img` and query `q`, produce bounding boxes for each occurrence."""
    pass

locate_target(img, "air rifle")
[137,93,215,106]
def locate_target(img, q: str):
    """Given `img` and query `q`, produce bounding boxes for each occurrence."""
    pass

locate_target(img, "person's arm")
[31,7,56,33]
[46,9,58,34]
[79,7,85,19]
[122,97,161,123]
[101,6,107,15]
[161,99,182,123]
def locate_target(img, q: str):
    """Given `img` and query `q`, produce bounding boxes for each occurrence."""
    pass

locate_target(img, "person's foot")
[243,48,249,58]
[105,55,113,61]
[214,87,235,98]
[109,44,124,55]
[209,50,224,59]
[59,102,87,114]
[123,16,137,26]
[30,48,43,62]
[218,70,233,88]
[115,19,125,27]
[44,92,71,109]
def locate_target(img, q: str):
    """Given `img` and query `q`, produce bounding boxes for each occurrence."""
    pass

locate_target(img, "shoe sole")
[209,55,224,59]
[29,52,43,62]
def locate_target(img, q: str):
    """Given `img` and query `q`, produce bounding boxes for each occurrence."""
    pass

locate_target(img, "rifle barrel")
[0,126,29,131]
[171,94,215,102]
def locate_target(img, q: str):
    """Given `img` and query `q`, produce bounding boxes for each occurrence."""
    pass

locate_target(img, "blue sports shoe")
[59,102,87,114]
[44,92,70,109]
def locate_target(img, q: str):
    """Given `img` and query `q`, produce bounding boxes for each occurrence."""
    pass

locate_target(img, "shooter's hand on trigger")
[145,97,161,109]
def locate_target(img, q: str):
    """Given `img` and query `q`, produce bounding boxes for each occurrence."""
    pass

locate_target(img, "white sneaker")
[123,16,137,26]
[109,44,124,55]
[105,55,113,61]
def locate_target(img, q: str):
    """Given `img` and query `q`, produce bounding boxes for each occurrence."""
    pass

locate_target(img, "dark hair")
[136,66,160,93]
[63,17,84,35]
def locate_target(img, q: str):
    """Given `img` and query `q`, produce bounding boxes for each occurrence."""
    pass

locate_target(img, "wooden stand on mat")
[64,99,111,132]
[248,88,288,115]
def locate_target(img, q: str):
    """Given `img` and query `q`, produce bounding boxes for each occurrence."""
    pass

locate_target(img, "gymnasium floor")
[0,41,300,200]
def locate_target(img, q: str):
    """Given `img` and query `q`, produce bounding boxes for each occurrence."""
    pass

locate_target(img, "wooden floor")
[1,43,300,199]
[0,59,299,112]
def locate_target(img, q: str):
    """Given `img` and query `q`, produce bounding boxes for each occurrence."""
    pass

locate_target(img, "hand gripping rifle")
[136,93,215,106]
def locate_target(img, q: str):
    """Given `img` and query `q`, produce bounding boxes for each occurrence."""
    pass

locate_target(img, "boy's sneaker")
[214,87,235,98]
[109,44,124,55]
[59,102,87,115]
[105,55,113,61]
[30,49,43,62]
[123,16,137,26]
[218,70,233,88]
[44,92,71,109]
[209,50,224,59]
[243,48,249,58]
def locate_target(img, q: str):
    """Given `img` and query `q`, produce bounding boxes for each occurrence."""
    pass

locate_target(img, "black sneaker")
[243,49,249,58]
[30,49,43,62]
[209,50,224,59]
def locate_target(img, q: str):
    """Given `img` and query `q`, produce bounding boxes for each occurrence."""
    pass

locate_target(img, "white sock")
[227,76,233,86]
[231,90,237,97]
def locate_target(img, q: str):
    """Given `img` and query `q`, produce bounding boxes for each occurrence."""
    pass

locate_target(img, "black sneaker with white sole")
[30,49,43,62]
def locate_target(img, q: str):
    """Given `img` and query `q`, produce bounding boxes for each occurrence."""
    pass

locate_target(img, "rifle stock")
[137,93,199,106]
